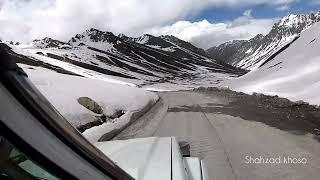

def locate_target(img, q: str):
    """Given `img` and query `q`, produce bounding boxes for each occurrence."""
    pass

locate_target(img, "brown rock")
[77,97,103,114]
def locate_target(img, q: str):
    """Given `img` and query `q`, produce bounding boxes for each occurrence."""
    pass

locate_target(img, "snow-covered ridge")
[134,34,150,44]
[69,28,118,51]
[8,28,245,88]
[207,12,320,70]
[279,13,320,28]
[226,21,320,105]
[18,37,71,49]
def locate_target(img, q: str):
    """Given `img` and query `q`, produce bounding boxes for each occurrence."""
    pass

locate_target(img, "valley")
[2,12,320,137]
[2,1,320,179]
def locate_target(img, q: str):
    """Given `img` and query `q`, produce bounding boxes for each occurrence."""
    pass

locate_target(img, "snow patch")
[245,48,253,54]
[20,65,158,142]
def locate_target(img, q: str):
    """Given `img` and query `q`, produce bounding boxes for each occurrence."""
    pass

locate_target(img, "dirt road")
[114,89,320,180]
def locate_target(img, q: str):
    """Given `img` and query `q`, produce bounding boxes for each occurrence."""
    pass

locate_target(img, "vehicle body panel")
[95,137,171,180]
[0,82,111,179]
[95,137,205,180]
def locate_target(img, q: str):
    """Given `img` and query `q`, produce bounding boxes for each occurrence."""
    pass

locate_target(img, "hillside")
[207,12,320,70]
[225,20,320,105]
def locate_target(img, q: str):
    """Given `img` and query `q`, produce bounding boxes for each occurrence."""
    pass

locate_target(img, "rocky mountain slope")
[207,12,320,70]
[225,19,320,105]
[11,28,245,86]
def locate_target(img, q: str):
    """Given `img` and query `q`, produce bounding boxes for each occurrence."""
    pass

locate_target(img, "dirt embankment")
[193,87,320,137]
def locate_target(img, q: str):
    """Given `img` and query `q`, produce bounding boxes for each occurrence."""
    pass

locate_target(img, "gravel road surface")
[114,89,320,180]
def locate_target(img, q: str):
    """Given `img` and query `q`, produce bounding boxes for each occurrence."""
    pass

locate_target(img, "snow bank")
[226,22,320,105]
[20,64,158,142]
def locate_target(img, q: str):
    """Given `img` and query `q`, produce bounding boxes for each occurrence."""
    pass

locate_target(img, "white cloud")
[0,0,295,44]
[148,11,279,49]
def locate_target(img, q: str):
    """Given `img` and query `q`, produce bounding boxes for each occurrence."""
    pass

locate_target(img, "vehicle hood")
[94,137,187,180]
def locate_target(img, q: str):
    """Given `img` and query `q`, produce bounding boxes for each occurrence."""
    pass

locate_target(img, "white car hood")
[94,137,188,180]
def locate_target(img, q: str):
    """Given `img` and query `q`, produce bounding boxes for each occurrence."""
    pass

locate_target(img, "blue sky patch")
[188,1,320,23]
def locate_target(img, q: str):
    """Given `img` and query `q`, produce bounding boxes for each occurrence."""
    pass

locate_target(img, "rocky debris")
[314,128,320,136]
[109,110,125,119]
[193,86,320,135]
[98,98,157,141]
[77,96,126,133]
[77,120,104,133]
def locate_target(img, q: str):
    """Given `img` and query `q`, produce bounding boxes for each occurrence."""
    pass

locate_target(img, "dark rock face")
[206,40,247,63]
[160,35,208,56]
[207,12,320,70]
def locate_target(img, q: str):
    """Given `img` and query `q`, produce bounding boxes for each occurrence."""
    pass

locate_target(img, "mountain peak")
[69,28,119,49]
[118,33,127,39]
[135,34,153,44]
[159,35,180,42]
[87,28,101,33]
[278,12,320,28]
[30,37,69,49]
[119,34,158,45]
[250,34,264,41]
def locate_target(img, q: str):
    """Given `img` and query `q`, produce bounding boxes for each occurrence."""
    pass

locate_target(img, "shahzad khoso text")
[244,155,307,164]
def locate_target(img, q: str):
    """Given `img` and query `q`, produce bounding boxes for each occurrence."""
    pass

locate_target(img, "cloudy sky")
[0,0,319,49]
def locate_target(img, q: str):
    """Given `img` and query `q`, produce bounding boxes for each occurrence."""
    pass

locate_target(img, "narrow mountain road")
[114,89,320,180]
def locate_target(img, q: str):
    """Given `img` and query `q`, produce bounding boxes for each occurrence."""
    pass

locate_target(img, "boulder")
[77,97,103,114]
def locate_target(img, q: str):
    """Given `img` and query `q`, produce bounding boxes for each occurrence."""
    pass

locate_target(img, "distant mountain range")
[5,28,244,86]
[207,12,320,70]
[3,11,320,87]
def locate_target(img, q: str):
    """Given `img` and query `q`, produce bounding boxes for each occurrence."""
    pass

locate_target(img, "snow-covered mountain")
[0,28,247,135]
[10,28,245,86]
[226,20,320,105]
[31,37,71,49]
[207,12,320,70]
[119,33,208,58]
